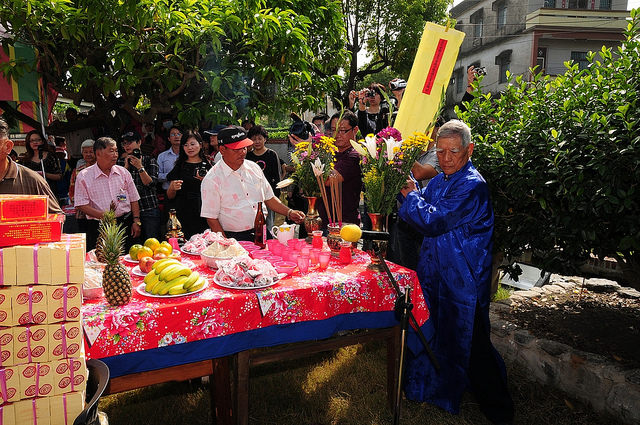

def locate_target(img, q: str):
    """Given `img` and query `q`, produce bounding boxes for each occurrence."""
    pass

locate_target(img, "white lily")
[350,139,368,157]
[385,137,403,161]
[276,178,295,189]
[364,134,378,159]
[311,158,325,177]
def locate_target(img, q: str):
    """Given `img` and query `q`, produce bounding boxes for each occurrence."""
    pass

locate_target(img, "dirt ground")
[496,287,640,370]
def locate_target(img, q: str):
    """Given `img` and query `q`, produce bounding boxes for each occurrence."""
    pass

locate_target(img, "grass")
[99,339,622,425]
[492,284,514,302]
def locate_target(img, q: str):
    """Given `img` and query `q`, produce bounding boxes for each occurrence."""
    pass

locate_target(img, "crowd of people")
[0,67,514,424]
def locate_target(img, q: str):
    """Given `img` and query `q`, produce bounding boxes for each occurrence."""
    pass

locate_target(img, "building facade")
[445,0,630,116]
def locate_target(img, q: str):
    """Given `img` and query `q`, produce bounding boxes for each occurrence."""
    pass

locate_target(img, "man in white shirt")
[201,126,305,241]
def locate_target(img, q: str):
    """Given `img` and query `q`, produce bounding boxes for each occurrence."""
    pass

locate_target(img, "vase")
[366,212,387,271]
[303,196,322,243]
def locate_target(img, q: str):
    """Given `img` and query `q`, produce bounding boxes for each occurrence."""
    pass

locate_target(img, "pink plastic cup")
[266,239,278,252]
[301,246,311,256]
[310,248,320,265]
[251,250,270,259]
[318,251,331,270]
[270,242,284,256]
[263,255,283,264]
[297,255,310,274]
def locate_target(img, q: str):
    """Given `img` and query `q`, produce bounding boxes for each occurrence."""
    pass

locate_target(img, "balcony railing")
[526,8,629,32]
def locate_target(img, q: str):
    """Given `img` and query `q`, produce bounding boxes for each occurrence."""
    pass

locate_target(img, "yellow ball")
[340,224,362,243]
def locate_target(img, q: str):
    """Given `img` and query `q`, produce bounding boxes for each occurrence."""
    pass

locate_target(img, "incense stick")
[316,174,332,226]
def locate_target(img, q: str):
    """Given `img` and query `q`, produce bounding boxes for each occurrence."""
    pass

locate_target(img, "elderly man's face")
[95,143,118,170]
[436,136,473,176]
[220,145,247,170]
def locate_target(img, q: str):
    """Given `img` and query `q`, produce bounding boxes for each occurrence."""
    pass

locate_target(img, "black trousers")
[468,301,515,424]
[86,213,134,253]
[224,229,255,242]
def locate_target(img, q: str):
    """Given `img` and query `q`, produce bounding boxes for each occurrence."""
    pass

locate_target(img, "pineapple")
[95,203,117,263]
[100,222,132,306]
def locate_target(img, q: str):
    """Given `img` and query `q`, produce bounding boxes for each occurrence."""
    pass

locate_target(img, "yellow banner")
[393,22,465,138]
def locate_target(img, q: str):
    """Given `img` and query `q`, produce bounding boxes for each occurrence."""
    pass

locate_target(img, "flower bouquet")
[351,127,431,216]
[287,134,337,197]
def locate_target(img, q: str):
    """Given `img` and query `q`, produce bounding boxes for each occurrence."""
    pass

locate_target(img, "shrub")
[460,10,640,289]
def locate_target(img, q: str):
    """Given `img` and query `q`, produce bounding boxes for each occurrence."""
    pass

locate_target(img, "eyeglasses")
[29,138,43,143]
[333,127,353,135]
[170,133,182,138]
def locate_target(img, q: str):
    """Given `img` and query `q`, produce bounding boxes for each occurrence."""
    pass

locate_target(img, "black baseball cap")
[204,124,227,136]
[217,125,253,149]
[122,130,141,141]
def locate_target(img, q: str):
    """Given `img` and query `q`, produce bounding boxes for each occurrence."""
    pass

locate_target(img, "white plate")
[213,274,283,290]
[136,281,208,298]
[123,254,138,263]
[131,266,147,277]
[180,248,203,256]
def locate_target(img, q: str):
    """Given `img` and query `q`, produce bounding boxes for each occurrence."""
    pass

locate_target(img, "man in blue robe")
[398,120,514,424]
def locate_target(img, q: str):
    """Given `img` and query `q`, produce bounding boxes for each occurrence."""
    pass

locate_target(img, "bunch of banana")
[143,258,206,296]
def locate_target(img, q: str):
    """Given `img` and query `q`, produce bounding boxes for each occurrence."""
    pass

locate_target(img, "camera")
[131,148,142,159]
[365,89,377,98]
[389,79,407,91]
[474,67,487,76]
[195,166,208,178]
[289,120,313,141]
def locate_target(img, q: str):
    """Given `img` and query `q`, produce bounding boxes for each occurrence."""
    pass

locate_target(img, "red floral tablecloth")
[82,250,429,359]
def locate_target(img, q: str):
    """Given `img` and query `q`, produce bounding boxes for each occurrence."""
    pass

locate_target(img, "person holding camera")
[19,130,63,198]
[117,130,162,242]
[356,83,390,136]
[166,130,212,239]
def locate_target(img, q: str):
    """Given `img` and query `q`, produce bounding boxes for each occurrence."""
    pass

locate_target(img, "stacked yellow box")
[0,234,87,425]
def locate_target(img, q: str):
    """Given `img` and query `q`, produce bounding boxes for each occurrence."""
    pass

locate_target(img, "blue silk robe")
[398,159,500,414]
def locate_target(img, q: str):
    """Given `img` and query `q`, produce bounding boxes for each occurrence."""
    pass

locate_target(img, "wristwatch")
[138,167,146,173]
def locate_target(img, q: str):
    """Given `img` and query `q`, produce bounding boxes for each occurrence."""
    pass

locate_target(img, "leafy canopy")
[0,0,347,129]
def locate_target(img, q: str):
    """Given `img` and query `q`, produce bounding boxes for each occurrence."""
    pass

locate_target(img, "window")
[544,0,555,7]
[471,10,484,46]
[571,51,589,71]
[455,68,465,94]
[497,4,507,28]
[536,47,547,74]
[495,50,512,84]
[599,0,611,9]
[568,0,588,9]
[492,1,507,28]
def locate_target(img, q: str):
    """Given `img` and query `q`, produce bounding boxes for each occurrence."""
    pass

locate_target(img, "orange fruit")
[159,241,173,254]
[144,238,160,252]
[136,246,154,260]
[153,246,172,257]
[129,244,143,260]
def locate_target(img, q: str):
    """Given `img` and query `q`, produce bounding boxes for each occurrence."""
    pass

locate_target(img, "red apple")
[152,253,167,260]
[168,253,182,262]
[139,257,157,273]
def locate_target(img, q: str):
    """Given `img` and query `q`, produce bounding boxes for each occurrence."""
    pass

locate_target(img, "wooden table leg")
[211,357,233,425]
[235,350,250,425]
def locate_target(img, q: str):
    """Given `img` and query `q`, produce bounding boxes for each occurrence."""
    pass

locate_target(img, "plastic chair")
[74,358,110,425]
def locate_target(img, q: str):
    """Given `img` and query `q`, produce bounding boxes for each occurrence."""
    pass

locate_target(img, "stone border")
[490,275,640,425]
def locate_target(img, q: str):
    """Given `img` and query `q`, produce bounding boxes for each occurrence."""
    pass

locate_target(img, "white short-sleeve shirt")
[200,159,274,232]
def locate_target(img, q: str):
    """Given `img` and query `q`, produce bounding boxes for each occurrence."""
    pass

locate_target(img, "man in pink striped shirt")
[75,137,141,251]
